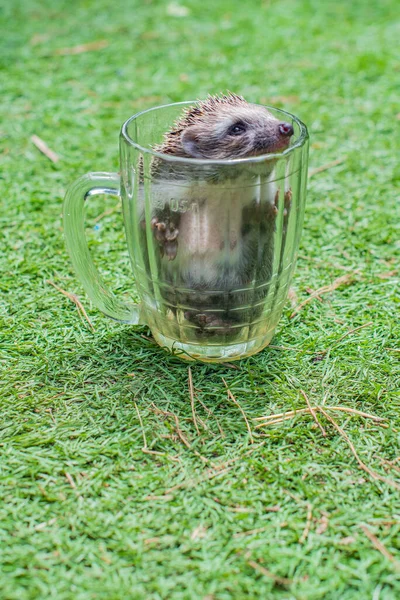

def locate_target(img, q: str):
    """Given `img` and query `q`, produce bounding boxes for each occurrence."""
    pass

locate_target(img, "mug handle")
[63,171,143,324]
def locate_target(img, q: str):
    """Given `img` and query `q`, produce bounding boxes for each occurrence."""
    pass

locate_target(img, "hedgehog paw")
[284,189,292,216]
[151,218,179,260]
[273,188,292,217]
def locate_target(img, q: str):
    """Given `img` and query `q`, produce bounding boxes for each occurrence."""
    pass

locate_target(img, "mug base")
[151,329,276,363]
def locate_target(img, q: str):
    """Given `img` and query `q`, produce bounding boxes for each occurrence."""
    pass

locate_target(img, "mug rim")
[121,100,308,165]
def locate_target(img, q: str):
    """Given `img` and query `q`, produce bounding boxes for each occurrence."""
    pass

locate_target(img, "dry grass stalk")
[332,321,373,346]
[144,495,173,502]
[35,518,57,531]
[195,414,208,430]
[385,457,400,465]
[290,274,354,318]
[152,405,191,449]
[299,503,313,544]
[308,157,347,178]
[140,333,154,342]
[47,280,94,331]
[300,390,327,437]
[93,202,121,223]
[134,400,148,450]
[306,286,323,302]
[134,401,177,460]
[192,450,213,465]
[47,407,56,424]
[222,378,254,444]
[151,403,213,465]
[324,406,386,421]
[360,525,400,569]
[197,396,225,437]
[317,406,400,491]
[154,406,183,439]
[234,526,270,538]
[254,407,313,424]
[256,417,295,427]
[31,135,59,163]
[376,270,397,279]
[254,405,386,427]
[376,456,400,475]
[247,560,292,586]
[316,515,329,535]
[54,40,109,55]
[188,367,200,435]
[65,472,76,489]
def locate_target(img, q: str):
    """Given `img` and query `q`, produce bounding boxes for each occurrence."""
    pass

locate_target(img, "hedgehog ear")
[181,127,204,158]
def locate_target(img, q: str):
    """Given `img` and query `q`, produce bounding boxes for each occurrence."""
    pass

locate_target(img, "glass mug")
[64,102,309,362]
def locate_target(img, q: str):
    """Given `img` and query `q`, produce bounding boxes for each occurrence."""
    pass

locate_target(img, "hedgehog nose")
[278,122,294,137]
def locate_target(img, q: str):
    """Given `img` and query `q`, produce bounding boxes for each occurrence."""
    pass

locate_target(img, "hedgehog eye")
[227,122,246,136]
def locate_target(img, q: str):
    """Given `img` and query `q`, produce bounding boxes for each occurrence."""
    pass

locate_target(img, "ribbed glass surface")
[120,102,309,361]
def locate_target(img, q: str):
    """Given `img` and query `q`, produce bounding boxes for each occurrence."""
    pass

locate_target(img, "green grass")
[1,0,400,598]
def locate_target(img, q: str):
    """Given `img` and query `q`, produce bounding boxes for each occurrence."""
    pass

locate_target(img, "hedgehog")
[154,92,293,160]
[141,93,294,337]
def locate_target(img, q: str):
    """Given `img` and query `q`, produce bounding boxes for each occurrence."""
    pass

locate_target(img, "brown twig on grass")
[331,321,373,347]
[254,407,317,425]
[314,321,373,359]
[299,503,313,544]
[134,401,177,460]
[47,407,56,425]
[375,456,400,475]
[247,560,292,586]
[151,403,213,465]
[377,270,398,279]
[222,378,254,444]
[308,157,347,178]
[151,404,191,449]
[47,280,94,331]
[306,286,323,302]
[290,274,354,318]
[197,396,225,438]
[134,401,148,450]
[188,367,200,435]
[360,525,400,570]
[317,406,400,491]
[54,40,109,55]
[256,417,296,427]
[234,526,270,538]
[324,406,387,422]
[254,405,386,426]
[31,135,59,163]
[65,472,77,489]
[300,390,327,437]
[93,203,121,223]
[144,496,173,502]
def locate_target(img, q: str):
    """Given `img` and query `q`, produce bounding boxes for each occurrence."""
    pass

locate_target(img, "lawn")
[1,0,399,598]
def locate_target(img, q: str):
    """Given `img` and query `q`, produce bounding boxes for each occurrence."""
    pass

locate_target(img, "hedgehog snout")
[278,122,294,137]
